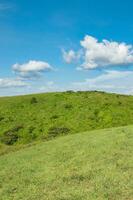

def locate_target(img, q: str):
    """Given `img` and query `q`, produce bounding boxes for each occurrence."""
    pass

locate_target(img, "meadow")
[0,125,132,200]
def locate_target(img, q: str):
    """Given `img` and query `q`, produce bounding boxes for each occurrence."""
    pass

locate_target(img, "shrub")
[50,115,59,119]
[25,126,37,141]
[48,126,70,138]
[118,101,122,105]
[64,104,73,109]
[12,125,23,132]
[28,126,35,133]
[0,125,23,145]
[0,116,4,121]
[8,117,14,122]
[39,128,43,133]
[1,131,18,145]
[76,91,83,94]
[94,109,99,116]
[65,90,74,94]
[30,97,38,104]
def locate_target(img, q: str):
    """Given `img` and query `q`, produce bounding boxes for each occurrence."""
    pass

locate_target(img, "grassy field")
[0,125,132,200]
[0,91,133,153]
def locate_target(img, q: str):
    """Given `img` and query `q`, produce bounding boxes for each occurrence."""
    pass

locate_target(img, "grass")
[0,91,133,153]
[0,125,133,200]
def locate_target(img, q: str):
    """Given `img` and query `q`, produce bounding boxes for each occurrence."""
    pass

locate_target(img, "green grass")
[0,125,133,200]
[0,91,133,153]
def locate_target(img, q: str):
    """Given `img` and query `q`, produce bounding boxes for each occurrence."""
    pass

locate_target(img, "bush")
[64,104,73,109]
[118,101,122,105]
[65,90,74,94]
[48,126,70,138]
[12,125,23,132]
[94,109,99,116]
[1,131,18,145]
[28,126,35,133]
[0,116,4,121]
[0,125,23,145]
[27,126,37,141]
[30,97,38,104]
[50,115,59,119]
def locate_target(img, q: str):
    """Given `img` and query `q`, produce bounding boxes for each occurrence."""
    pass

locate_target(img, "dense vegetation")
[0,91,133,152]
[0,126,132,200]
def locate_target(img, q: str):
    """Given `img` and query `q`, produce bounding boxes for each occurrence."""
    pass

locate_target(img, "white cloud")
[64,35,133,69]
[39,81,59,92]
[0,78,29,88]
[1,70,133,96]
[81,36,133,69]
[12,60,52,78]
[62,49,81,63]
[85,70,133,83]
[72,70,133,94]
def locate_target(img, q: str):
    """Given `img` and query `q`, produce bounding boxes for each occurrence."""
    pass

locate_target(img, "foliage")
[48,126,70,138]
[64,104,73,109]
[1,125,23,145]
[0,91,133,148]
[30,97,38,104]
[0,116,4,121]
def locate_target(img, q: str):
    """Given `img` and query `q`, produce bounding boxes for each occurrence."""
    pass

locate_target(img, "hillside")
[0,91,133,153]
[0,126,132,200]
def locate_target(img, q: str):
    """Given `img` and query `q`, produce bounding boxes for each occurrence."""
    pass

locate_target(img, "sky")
[0,0,133,96]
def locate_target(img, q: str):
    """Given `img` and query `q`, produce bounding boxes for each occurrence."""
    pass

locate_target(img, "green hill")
[0,91,133,153]
[0,126,132,200]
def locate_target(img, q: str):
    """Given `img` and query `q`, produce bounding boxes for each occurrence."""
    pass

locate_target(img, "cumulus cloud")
[62,49,81,63]
[81,36,133,69]
[64,35,133,69]
[72,70,133,94]
[12,60,52,78]
[0,78,29,88]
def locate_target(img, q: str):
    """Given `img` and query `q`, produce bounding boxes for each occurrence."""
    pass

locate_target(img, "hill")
[0,91,133,153]
[0,125,132,200]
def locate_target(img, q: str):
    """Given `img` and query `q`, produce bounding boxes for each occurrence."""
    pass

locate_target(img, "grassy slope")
[0,126,133,200]
[0,91,133,150]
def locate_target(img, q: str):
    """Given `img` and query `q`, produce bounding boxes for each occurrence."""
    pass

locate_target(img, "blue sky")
[0,0,133,96]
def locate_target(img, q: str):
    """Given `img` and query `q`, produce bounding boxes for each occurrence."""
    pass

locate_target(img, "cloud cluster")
[0,60,52,92]
[13,60,52,78]
[72,70,133,94]
[62,49,81,63]
[1,35,133,96]
[0,78,28,88]
[63,35,133,69]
